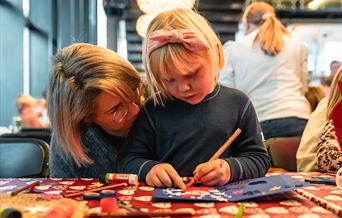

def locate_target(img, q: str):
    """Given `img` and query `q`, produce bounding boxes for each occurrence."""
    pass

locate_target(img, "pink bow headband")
[147,29,209,56]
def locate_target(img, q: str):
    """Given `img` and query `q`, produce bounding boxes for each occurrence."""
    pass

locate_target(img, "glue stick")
[101,173,138,185]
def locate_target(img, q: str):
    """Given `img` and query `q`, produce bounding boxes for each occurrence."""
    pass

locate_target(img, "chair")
[1,128,51,144]
[264,136,302,172]
[0,138,49,178]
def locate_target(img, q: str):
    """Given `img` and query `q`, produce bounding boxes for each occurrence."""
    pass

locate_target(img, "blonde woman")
[219,2,310,140]
[317,67,342,173]
[47,43,142,178]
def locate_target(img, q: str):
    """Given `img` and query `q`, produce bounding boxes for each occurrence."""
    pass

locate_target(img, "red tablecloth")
[284,172,342,217]
[0,174,340,218]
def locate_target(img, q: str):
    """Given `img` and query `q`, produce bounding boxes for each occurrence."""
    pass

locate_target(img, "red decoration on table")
[100,197,118,212]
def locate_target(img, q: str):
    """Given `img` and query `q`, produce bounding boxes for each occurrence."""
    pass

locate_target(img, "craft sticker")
[118,189,135,195]
[34,185,51,190]
[139,186,154,191]
[69,185,86,190]
[243,207,264,214]
[280,200,302,206]
[52,185,67,190]
[298,214,320,218]
[151,202,171,209]
[248,214,270,218]
[44,190,63,195]
[324,195,342,201]
[18,178,32,181]
[265,207,288,214]
[0,185,16,191]
[80,178,94,181]
[218,205,238,214]
[118,195,132,201]
[288,206,311,214]
[175,208,195,213]
[140,208,149,212]
[241,202,258,208]
[198,214,220,218]
[0,181,10,185]
[311,206,331,214]
[194,203,215,208]
[133,196,152,202]
[301,186,320,190]
[330,190,342,195]
[59,181,75,185]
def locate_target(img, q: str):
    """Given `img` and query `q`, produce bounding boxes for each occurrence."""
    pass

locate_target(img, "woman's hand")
[146,163,186,189]
[193,159,231,186]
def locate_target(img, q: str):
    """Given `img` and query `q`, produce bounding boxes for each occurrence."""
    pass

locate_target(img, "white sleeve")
[298,42,309,93]
[219,41,235,88]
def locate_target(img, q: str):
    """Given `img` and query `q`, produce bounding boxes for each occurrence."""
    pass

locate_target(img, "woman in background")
[47,43,142,178]
[219,1,310,140]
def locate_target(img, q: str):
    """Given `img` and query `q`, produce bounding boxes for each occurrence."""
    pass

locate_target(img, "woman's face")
[92,91,139,137]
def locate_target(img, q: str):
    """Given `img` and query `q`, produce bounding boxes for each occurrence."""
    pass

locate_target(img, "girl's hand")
[193,159,231,186]
[146,163,186,189]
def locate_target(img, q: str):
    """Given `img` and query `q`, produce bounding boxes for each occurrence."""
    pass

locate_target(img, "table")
[0,173,341,218]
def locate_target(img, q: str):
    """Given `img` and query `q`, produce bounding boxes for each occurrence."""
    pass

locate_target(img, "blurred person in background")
[219,1,310,140]
[15,94,43,128]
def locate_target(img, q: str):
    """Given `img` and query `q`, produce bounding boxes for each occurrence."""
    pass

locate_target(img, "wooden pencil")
[63,182,127,198]
[10,180,41,196]
[187,128,242,186]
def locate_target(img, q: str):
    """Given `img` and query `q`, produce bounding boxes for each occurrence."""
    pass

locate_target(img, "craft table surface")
[0,172,341,218]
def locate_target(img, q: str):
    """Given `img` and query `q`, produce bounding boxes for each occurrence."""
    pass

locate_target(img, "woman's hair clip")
[262,12,272,20]
[71,73,83,87]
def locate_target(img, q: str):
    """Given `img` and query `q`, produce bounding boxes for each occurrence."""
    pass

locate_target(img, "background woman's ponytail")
[244,2,290,56]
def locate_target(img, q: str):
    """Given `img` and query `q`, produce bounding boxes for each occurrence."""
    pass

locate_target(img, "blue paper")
[153,174,310,202]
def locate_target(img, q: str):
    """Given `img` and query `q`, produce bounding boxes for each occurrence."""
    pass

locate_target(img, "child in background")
[117,8,270,188]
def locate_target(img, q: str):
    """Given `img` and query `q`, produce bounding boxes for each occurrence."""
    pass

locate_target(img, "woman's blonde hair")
[327,66,342,118]
[47,43,141,166]
[243,1,290,56]
[142,8,224,105]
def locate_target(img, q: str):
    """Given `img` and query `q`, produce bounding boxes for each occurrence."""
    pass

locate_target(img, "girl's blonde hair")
[327,66,342,118]
[47,43,141,166]
[243,1,290,56]
[142,8,224,105]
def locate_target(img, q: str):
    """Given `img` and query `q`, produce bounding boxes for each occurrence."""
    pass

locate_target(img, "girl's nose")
[178,81,191,93]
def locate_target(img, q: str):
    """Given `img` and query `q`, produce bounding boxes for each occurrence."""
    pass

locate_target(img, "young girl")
[48,43,142,178]
[117,9,270,188]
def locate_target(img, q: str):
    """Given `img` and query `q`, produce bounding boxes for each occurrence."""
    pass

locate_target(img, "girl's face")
[92,91,139,137]
[160,54,216,105]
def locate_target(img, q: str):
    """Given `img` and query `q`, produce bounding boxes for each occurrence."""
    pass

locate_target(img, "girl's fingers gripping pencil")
[187,128,242,186]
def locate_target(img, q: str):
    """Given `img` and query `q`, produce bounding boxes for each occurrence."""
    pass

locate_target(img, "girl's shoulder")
[218,85,251,105]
